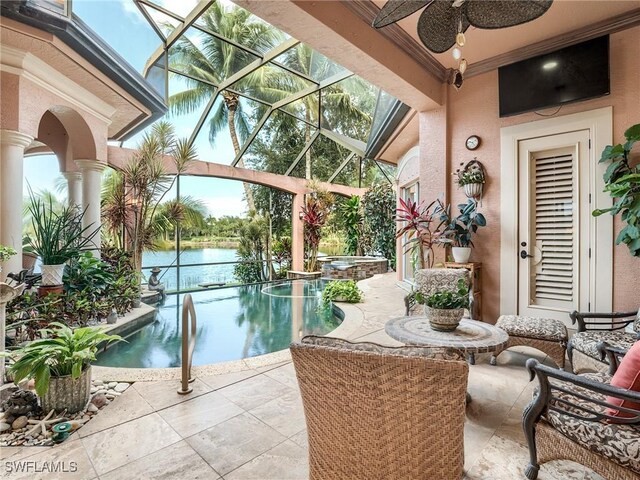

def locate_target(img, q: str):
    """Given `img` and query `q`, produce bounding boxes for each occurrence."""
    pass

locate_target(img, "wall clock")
[466,135,480,150]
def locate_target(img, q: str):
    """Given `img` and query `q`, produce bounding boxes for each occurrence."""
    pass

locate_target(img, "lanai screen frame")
[134,0,394,187]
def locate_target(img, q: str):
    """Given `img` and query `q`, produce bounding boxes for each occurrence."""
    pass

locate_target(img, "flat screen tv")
[498,36,610,117]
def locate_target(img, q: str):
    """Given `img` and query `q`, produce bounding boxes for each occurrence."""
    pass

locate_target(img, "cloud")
[119,0,146,24]
[202,197,247,218]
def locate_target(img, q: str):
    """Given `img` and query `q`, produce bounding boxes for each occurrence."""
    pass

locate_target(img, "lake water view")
[142,248,238,291]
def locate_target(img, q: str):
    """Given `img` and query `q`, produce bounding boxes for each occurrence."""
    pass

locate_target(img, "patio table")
[385,316,508,366]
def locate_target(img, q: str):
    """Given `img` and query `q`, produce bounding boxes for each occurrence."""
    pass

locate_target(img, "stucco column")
[62,171,83,210]
[291,193,305,271]
[0,130,33,279]
[75,159,106,258]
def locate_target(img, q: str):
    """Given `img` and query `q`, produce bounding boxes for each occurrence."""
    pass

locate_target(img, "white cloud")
[203,197,247,218]
[118,0,146,24]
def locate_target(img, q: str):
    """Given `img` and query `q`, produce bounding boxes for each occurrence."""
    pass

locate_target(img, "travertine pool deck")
[1,273,605,480]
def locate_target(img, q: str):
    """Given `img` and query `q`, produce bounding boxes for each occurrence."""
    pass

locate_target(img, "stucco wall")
[410,27,640,322]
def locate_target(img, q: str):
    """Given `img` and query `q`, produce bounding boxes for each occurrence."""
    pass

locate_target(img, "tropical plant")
[592,124,640,257]
[425,279,469,310]
[339,195,363,255]
[439,199,487,248]
[396,197,447,269]
[234,214,269,283]
[63,252,115,296]
[3,322,121,397]
[321,280,363,308]
[27,192,98,265]
[362,183,396,268]
[101,122,198,271]
[301,184,335,272]
[272,236,292,278]
[453,164,485,186]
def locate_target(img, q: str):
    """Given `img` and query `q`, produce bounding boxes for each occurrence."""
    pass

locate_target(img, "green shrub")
[321,280,363,308]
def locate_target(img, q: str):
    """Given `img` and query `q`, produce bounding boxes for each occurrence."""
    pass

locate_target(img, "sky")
[25,0,248,218]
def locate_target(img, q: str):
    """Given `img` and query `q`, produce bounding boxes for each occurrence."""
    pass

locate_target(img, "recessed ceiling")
[372,0,640,69]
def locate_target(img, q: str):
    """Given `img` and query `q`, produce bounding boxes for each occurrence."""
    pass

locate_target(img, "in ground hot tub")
[319,256,389,281]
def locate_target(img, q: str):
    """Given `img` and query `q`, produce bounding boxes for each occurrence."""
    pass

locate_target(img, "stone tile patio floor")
[0,274,606,480]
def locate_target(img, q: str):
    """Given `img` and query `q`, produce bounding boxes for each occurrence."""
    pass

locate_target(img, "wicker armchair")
[523,344,640,480]
[568,309,639,373]
[290,336,469,480]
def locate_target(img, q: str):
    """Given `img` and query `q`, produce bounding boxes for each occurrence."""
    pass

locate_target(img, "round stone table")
[385,316,508,365]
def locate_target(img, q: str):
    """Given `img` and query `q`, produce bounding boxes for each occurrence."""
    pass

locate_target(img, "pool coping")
[91,285,366,382]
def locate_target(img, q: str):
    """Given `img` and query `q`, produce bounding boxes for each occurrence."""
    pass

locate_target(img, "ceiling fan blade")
[373,0,431,28]
[417,0,469,54]
[465,0,554,29]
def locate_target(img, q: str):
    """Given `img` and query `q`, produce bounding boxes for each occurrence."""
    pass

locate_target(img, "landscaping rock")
[93,380,104,386]
[1,390,39,417]
[87,403,98,413]
[107,382,117,389]
[0,423,11,433]
[11,416,28,430]
[114,383,129,393]
[91,394,108,408]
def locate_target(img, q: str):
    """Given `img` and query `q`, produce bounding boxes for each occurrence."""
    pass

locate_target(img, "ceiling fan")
[373,0,554,89]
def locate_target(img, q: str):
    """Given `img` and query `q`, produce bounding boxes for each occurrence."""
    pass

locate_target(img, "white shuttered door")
[518,130,590,323]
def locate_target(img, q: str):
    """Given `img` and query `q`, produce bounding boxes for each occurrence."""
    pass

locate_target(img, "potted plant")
[0,245,17,274]
[27,194,97,295]
[396,197,447,269]
[22,236,38,272]
[592,123,640,257]
[440,199,487,263]
[3,322,121,413]
[424,279,469,332]
[454,160,486,200]
[321,280,363,308]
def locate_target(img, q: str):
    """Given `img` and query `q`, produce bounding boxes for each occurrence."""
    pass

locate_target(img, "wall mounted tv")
[498,36,610,117]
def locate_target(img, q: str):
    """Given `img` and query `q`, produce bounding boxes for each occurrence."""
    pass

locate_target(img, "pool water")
[95,280,340,368]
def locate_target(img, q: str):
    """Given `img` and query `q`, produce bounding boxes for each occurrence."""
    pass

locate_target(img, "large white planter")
[40,263,65,286]
[452,247,471,263]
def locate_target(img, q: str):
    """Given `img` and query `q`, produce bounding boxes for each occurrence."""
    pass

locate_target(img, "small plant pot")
[38,284,64,297]
[452,247,471,263]
[132,297,142,308]
[22,252,38,270]
[463,182,483,199]
[41,366,92,414]
[40,263,65,286]
[425,306,464,332]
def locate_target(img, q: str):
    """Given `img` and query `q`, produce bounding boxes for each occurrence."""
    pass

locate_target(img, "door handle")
[520,250,533,259]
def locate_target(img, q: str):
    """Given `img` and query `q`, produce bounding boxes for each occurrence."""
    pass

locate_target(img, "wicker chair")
[290,336,469,480]
[523,344,640,480]
[568,309,639,373]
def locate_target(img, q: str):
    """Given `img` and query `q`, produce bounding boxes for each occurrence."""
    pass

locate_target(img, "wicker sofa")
[568,309,639,373]
[291,336,468,480]
[523,344,640,480]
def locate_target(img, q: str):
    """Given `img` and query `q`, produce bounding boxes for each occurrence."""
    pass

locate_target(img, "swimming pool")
[95,280,340,368]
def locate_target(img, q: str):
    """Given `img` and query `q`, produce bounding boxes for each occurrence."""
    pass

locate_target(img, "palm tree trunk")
[225,95,256,212]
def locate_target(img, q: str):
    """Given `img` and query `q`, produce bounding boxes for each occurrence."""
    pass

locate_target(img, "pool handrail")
[177,293,197,395]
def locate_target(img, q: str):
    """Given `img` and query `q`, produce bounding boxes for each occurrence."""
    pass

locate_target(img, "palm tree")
[168,3,286,211]
[101,121,198,271]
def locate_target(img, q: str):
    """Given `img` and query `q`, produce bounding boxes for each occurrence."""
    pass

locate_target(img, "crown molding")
[341,0,448,82]
[342,2,640,83]
[466,8,640,78]
[0,44,116,124]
